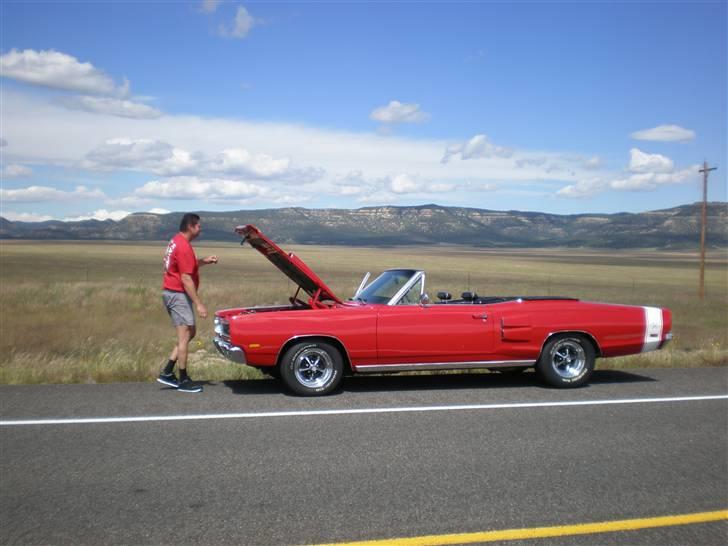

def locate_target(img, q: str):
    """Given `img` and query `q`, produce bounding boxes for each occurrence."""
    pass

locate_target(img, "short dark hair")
[179,213,200,232]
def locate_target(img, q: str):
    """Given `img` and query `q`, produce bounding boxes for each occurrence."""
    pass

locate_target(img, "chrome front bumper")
[213,336,246,364]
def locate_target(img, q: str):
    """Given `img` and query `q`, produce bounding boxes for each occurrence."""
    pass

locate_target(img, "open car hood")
[235,224,342,305]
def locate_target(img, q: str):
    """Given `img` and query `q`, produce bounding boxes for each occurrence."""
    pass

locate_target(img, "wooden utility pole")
[698,161,716,299]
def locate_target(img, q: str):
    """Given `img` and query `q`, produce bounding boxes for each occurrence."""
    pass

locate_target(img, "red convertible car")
[214,225,672,396]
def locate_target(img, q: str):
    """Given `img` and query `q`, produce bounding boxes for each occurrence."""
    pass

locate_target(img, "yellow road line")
[311,509,728,546]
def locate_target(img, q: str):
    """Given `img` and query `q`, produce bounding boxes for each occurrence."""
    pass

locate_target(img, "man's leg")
[176,324,202,392]
[175,325,192,374]
[169,325,195,364]
[157,325,187,387]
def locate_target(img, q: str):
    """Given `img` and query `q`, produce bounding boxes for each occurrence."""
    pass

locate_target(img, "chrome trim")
[292,346,335,388]
[547,338,586,379]
[660,331,673,349]
[275,334,353,368]
[542,330,601,356]
[388,270,425,306]
[354,272,371,298]
[213,336,246,364]
[353,360,535,373]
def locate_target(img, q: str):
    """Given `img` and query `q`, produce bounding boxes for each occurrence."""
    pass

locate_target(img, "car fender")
[539,330,602,358]
[276,334,354,372]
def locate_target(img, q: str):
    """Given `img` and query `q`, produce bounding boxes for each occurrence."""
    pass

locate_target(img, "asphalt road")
[1,368,727,545]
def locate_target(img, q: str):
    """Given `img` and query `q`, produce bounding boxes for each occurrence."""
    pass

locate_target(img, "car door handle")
[472,314,488,321]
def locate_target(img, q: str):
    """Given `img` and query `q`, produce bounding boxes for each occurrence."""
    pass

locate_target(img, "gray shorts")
[162,290,195,327]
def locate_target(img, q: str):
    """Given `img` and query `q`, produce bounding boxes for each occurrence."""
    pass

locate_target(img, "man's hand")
[201,255,218,265]
[196,302,208,319]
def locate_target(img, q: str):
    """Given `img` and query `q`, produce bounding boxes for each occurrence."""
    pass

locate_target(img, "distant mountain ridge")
[1,202,727,248]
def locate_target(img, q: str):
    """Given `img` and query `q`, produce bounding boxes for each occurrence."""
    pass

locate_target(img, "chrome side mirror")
[420,293,431,306]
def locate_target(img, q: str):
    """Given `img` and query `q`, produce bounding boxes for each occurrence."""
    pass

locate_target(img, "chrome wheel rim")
[550,339,586,379]
[293,348,334,388]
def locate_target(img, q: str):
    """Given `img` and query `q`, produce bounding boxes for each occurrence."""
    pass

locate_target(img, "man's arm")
[198,255,218,267]
[181,273,208,319]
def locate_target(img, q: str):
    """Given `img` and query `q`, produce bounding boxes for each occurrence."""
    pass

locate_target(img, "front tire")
[536,335,595,388]
[280,341,343,396]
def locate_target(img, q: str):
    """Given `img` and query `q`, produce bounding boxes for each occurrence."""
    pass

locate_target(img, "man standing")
[158,213,218,393]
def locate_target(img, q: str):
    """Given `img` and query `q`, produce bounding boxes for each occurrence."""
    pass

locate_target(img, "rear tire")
[280,341,343,396]
[536,335,595,388]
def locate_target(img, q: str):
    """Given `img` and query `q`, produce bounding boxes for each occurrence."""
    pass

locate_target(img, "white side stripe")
[1,395,726,426]
[642,306,663,353]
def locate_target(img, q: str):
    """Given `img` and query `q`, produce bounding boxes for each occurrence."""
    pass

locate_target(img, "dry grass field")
[0,240,726,384]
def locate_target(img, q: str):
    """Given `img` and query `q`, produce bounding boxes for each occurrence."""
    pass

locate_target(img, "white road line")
[1,394,727,427]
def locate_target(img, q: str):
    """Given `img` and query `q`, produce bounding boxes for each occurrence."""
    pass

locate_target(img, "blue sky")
[1,0,725,222]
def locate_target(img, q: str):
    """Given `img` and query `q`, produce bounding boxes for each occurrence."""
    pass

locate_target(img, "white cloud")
[219,6,257,39]
[332,171,370,195]
[370,101,430,124]
[200,0,222,13]
[83,138,198,175]
[82,139,317,183]
[559,148,694,198]
[610,166,697,191]
[442,134,513,163]
[148,208,171,214]
[0,49,119,95]
[583,156,602,169]
[1,211,54,222]
[337,185,363,196]
[0,138,7,147]
[134,176,267,200]
[356,190,396,204]
[557,178,607,199]
[63,209,130,222]
[559,165,698,198]
[390,173,420,194]
[387,175,457,195]
[427,182,455,193]
[630,124,695,142]
[515,157,547,168]
[0,185,104,203]
[629,148,674,173]
[3,89,605,208]
[210,148,291,178]
[105,195,153,208]
[271,194,310,205]
[0,49,162,122]
[55,96,162,119]
[1,164,33,178]
[87,138,174,165]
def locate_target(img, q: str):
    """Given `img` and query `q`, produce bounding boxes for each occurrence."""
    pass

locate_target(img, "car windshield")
[356,269,418,304]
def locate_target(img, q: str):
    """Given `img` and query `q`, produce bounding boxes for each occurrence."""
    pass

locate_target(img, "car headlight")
[214,316,229,338]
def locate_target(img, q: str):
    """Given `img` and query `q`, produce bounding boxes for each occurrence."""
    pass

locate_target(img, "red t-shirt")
[162,233,199,292]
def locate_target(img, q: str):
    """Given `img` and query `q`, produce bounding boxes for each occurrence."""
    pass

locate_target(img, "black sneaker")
[177,378,203,393]
[157,372,178,388]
